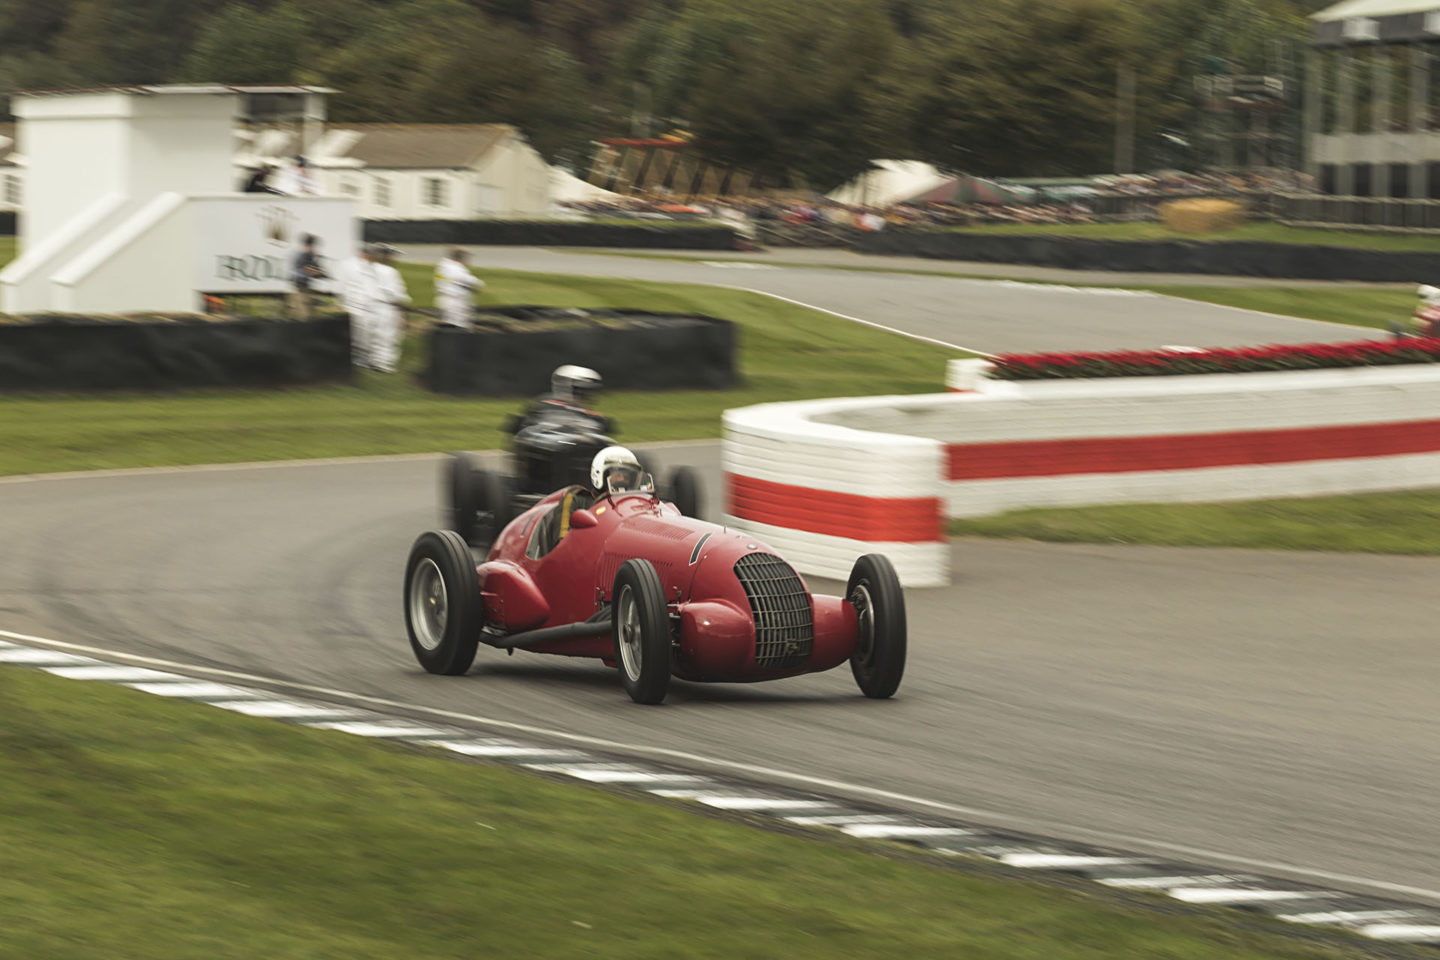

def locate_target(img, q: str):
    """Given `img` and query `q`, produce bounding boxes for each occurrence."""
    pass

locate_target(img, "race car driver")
[506,365,611,436]
[534,446,649,556]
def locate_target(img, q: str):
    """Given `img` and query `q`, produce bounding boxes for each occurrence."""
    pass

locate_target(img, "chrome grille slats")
[733,553,813,668]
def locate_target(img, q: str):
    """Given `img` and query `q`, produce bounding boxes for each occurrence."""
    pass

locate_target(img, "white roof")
[1312,0,1440,21]
[827,160,949,208]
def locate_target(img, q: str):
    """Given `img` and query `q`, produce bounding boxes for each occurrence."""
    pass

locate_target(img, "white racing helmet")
[552,364,602,404]
[590,445,650,494]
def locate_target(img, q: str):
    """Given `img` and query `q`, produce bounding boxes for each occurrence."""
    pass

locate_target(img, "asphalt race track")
[3,449,1439,904]
[398,245,1379,355]
[2,257,1436,908]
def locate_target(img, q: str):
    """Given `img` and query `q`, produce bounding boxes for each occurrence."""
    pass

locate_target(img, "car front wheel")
[405,530,483,676]
[612,559,671,704]
[847,554,906,699]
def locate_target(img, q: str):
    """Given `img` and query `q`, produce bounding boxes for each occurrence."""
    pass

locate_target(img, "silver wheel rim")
[850,582,874,665]
[617,585,643,681]
[410,558,448,651]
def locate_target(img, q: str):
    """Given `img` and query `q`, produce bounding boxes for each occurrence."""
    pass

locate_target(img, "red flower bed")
[988,338,1440,380]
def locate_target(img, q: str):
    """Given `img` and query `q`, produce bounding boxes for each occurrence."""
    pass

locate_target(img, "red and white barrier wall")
[724,362,1440,586]
[722,398,947,588]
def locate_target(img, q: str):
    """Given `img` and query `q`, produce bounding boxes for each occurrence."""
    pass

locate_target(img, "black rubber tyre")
[611,559,672,704]
[483,471,514,540]
[847,554,906,699]
[404,529,484,676]
[666,467,700,519]
[633,448,659,484]
[445,452,484,544]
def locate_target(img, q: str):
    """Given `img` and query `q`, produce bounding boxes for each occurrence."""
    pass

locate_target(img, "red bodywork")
[474,487,860,683]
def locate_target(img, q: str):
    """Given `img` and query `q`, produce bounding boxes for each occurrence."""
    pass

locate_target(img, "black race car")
[445,400,700,547]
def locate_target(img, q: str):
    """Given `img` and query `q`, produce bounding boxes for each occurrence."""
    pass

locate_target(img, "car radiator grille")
[733,553,813,668]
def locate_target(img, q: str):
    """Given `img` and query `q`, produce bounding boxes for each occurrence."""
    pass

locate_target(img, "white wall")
[14,93,131,251]
[40,194,356,314]
[1,89,358,314]
[13,91,236,252]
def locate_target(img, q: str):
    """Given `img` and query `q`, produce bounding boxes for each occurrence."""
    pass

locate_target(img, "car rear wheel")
[446,452,483,544]
[847,554,906,699]
[405,530,483,676]
[667,466,701,519]
[481,471,514,545]
[612,559,671,704]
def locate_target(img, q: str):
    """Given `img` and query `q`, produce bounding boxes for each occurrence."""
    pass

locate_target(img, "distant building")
[309,124,552,219]
[0,87,555,224]
[1309,0,1440,196]
[0,123,18,215]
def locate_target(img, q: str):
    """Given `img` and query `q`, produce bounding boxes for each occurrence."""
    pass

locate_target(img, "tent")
[900,176,1036,206]
[550,166,623,203]
[826,160,950,208]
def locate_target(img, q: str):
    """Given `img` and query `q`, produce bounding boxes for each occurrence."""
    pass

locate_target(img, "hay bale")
[1160,198,1246,234]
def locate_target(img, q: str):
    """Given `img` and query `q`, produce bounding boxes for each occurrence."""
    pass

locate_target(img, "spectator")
[289,234,327,321]
[433,248,483,329]
[243,164,278,194]
[369,244,411,373]
[273,156,317,196]
[341,245,381,370]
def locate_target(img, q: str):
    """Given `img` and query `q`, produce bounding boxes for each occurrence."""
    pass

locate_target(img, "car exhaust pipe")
[483,619,612,650]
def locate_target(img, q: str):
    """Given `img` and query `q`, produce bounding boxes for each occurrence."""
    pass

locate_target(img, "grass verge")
[0,665,1386,960]
[0,265,965,476]
[949,489,1440,554]
[1134,285,1415,333]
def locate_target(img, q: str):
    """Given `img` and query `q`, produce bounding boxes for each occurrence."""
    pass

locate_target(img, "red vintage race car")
[403,469,906,704]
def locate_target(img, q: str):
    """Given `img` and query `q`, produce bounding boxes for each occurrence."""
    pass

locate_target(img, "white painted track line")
[5,626,1440,907]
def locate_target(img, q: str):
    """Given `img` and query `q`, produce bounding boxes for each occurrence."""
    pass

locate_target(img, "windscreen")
[605,467,655,496]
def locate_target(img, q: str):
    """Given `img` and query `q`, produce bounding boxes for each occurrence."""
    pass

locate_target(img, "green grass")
[950,489,1440,554]
[937,220,1440,252]
[1136,285,1416,332]
[0,666,1383,960]
[0,265,965,476]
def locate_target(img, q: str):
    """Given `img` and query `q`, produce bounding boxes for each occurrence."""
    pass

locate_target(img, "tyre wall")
[724,363,1440,586]
[856,230,1440,282]
[723,398,949,588]
[363,220,738,249]
[425,309,736,395]
[0,314,351,390]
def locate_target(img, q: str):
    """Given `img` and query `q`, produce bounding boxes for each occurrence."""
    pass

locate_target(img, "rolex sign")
[194,196,358,296]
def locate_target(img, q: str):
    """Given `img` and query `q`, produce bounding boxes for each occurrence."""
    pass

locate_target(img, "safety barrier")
[0,313,351,391]
[362,219,738,249]
[855,230,1440,281]
[425,307,735,396]
[724,361,1440,586]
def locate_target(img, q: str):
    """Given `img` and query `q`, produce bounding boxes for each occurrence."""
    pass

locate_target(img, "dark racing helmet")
[552,364,602,405]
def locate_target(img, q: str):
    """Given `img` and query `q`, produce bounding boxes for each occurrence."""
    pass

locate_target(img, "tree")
[54,0,231,84]
[905,0,1143,176]
[615,0,907,190]
[183,3,312,84]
